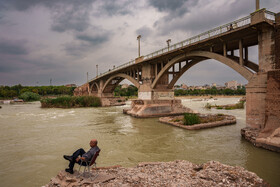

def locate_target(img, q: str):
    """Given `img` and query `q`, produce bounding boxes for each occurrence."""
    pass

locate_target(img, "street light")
[137,35,141,57]
[166,39,171,51]
[256,0,260,10]
[96,65,98,77]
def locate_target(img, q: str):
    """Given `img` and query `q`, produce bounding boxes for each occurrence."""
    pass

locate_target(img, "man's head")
[89,139,98,148]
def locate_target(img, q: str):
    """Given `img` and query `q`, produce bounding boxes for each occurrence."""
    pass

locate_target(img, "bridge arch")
[89,81,99,92]
[167,59,203,89]
[152,51,255,89]
[88,81,100,96]
[101,73,140,93]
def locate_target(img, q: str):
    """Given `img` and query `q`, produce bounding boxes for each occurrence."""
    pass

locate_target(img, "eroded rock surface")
[241,127,280,152]
[45,160,269,187]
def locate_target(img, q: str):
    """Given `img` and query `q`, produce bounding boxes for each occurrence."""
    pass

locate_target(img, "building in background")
[181,84,188,90]
[225,80,242,89]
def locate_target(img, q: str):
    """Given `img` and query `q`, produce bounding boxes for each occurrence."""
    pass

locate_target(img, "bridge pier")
[125,61,193,117]
[246,73,267,129]
[125,90,193,118]
[123,99,193,118]
[242,11,280,152]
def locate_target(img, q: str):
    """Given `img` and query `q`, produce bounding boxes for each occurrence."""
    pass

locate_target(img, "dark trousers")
[68,148,88,170]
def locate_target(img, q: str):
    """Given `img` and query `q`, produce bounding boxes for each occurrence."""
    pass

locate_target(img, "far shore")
[176,95,244,99]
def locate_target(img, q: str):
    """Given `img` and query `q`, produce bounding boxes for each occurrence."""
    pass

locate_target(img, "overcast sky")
[0,0,279,86]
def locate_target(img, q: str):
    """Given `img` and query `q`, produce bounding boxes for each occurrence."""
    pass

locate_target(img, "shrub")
[235,100,245,109]
[40,96,101,108]
[19,92,40,102]
[225,107,233,110]
[183,113,201,126]
[205,103,212,109]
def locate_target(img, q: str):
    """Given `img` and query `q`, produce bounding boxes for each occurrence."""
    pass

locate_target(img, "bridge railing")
[89,59,135,82]
[143,15,251,60]
[91,10,275,82]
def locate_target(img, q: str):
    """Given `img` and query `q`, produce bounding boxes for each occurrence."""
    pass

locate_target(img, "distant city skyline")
[0,0,279,86]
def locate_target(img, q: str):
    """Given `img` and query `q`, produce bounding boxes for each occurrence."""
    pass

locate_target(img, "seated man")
[63,139,100,174]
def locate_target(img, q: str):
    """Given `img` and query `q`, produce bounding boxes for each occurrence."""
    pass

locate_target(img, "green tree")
[19,92,40,101]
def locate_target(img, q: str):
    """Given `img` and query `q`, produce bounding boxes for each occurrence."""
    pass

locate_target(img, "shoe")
[65,168,74,174]
[63,155,73,162]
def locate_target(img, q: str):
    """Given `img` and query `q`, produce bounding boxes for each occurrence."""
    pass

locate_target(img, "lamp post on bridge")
[256,0,260,10]
[137,35,141,57]
[166,39,171,51]
[96,65,98,77]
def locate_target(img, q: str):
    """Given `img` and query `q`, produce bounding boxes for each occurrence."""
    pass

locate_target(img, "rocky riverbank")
[241,127,280,153]
[44,160,269,187]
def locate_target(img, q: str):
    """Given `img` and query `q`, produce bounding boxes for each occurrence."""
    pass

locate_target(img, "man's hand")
[80,157,85,161]
[76,157,85,162]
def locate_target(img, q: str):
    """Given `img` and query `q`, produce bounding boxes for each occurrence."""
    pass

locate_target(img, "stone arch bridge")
[75,9,280,152]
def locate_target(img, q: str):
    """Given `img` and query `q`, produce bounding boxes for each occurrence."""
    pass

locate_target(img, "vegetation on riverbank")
[205,100,245,110]
[175,86,245,96]
[0,84,75,99]
[114,85,138,97]
[1,84,245,100]
[113,85,246,98]
[183,113,225,126]
[19,92,41,102]
[40,96,101,108]
[183,113,201,125]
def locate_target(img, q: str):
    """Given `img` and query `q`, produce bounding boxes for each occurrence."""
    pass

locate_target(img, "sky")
[0,0,279,86]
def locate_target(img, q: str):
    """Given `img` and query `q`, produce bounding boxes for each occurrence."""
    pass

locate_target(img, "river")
[0,97,279,187]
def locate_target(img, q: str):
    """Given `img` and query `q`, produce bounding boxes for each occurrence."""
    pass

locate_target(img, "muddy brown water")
[0,97,279,187]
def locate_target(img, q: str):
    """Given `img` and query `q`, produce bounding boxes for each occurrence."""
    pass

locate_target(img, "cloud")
[0,38,28,55]
[0,52,62,72]
[64,27,111,56]
[136,26,153,39]
[50,1,93,32]
[0,0,95,33]
[63,42,91,57]
[76,32,110,45]
[97,0,133,16]
[153,0,253,36]
[149,0,197,16]
[0,49,78,85]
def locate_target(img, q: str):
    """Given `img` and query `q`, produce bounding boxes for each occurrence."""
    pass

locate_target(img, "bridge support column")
[125,88,193,118]
[242,12,280,152]
[124,62,193,117]
[246,16,276,129]
[246,73,267,129]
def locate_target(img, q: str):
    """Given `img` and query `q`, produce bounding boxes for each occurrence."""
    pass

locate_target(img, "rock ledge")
[44,160,269,187]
